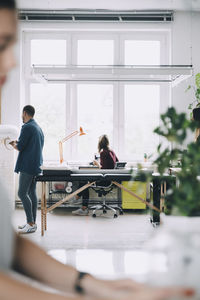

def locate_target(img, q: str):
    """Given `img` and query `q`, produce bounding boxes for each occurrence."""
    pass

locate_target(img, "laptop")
[115,162,127,169]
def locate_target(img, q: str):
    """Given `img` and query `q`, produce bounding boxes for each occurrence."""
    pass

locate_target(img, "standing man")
[11,105,44,233]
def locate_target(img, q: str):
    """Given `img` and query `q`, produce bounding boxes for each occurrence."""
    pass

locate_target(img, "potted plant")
[153,106,200,217]
[186,73,200,119]
[145,109,200,287]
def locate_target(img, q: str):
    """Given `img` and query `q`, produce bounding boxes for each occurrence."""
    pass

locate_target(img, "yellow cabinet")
[122,181,146,209]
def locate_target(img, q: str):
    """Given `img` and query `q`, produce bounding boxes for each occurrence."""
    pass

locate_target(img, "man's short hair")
[23,105,35,118]
[0,0,16,9]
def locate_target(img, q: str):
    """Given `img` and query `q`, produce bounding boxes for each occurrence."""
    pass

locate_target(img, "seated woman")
[93,134,119,169]
[72,135,118,216]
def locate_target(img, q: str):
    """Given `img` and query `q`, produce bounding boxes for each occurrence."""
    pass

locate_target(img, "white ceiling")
[17,0,200,11]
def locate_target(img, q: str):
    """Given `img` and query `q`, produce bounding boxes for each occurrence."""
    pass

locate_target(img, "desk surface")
[36,167,159,182]
[37,164,175,184]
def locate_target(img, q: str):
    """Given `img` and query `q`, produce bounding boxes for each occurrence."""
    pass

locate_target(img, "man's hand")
[9,140,18,150]
[9,140,17,146]
[82,276,194,300]
[119,286,195,300]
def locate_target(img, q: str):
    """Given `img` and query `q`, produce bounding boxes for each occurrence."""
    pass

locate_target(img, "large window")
[31,40,67,65]
[77,84,113,161]
[78,40,114,65]
[25,31,170,162]
[30,83,66,161]
[124,85,160,160]
[125,40,160,65]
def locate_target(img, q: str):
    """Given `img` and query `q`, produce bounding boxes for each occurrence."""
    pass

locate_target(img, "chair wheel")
[92,214,96,218]
[103,210,107,214]
[114,214,118,218]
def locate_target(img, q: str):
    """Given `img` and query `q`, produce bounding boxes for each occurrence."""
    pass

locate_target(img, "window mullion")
[118,83,125,159]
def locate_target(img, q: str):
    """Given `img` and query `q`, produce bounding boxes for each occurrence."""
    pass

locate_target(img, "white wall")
[16,0,199,11]
[1,67,21,127]
[172,11,200,115]
[1,39,23,127]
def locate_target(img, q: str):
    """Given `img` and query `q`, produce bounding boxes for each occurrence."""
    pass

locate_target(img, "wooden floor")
[13,208,155,281]
[13,208,154,251]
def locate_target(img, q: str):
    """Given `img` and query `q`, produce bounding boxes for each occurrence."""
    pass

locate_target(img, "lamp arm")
[61,131,79,143]
[59,141,64,164]
[59,128,85,164]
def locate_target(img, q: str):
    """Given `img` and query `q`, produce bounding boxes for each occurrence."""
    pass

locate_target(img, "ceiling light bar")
[31,64,193,87]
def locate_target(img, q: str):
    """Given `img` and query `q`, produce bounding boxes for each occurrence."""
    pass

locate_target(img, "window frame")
[74,81,116,161]
[122,82,169,161]
[23,30,171,163]
[120,32,170,66]
[72,32,119,65]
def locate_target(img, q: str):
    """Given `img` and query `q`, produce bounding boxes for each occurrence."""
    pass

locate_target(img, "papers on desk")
[79,166,99,170]
[41,163,70,170]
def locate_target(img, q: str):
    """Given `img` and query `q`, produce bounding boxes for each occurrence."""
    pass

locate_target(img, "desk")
[36,168,166,236]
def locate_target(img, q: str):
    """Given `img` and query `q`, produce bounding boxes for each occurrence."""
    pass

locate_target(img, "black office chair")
[90,181,123,218]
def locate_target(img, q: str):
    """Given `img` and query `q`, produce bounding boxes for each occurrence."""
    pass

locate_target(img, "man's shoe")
[18,224,36,234]
[72,208,89,216]
[18,224,27,229]
[18,223,37,230]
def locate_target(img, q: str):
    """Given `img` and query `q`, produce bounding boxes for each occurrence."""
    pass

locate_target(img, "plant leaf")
[195,73,200,89]
[185,85,191,92]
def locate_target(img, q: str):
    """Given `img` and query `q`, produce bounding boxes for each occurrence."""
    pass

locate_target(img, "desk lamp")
[59,127,86,164]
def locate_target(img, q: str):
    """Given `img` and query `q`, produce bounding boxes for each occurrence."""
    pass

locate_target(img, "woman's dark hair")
[98,135,110,152]
[0,0,16,9]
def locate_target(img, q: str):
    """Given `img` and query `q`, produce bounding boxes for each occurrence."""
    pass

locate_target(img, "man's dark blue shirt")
[15,119,44,176]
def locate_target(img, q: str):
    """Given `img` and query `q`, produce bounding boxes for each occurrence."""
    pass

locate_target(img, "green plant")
[154,107,200,216]
[186,73,200,117]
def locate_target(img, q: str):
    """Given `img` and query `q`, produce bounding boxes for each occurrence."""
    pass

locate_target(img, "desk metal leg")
[44,182,47,231]
[41,182,45,236]
[160,181,167,212]
[152,178,161,224]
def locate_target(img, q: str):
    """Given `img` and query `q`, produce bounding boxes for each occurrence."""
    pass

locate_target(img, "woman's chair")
[90,181,123,218]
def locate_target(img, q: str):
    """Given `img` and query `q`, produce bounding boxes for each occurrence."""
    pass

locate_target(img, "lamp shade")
[79,127,86,136]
